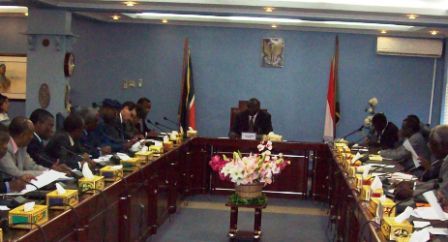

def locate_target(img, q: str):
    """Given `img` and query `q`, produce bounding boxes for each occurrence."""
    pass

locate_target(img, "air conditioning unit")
[377,37,443,58]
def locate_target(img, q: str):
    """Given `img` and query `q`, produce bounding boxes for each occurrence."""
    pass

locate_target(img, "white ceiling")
[2,0,448,37]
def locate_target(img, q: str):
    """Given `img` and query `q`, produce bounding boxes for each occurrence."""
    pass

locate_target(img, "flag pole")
[178,38,189,127]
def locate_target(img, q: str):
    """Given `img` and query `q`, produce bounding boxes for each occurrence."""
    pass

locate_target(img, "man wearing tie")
[229,98,273,139]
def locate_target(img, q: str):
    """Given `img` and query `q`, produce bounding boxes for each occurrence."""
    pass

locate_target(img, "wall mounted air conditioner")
[377,37,443,58]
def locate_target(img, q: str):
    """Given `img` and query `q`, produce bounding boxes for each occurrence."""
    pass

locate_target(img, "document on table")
[403,139,420,168]
[2,170,69,195]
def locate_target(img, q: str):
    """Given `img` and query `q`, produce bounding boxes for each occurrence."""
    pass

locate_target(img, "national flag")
[323,36,340,141]
[178,38,196,134]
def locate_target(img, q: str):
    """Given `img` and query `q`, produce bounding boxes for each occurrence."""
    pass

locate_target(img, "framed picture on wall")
[0,54,27,100]
[262,38,284,68]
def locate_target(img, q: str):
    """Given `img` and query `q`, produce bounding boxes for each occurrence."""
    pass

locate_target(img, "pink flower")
[209,155,227,172]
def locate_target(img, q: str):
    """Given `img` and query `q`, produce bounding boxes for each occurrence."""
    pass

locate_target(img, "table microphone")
[388,180,440,216]
[60,145,86,160]
[38,155,83,179]
[163,116,178,126]
[0,170,39,192]
[155,121,176,131]
[154,121,172,131]
[146,119,163,132]
[341,125,365,139]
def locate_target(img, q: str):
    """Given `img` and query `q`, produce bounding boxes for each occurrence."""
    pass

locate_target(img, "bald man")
[0,117,46,179]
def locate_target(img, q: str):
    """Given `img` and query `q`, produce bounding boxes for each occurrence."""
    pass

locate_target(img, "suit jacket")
[230,110,273,136]
[27,134,53,168]
[380,132,430,170]
[45,132,85,169]
[98,119,125,153]
[370,122,399,150]
[0,138,46,178]
[80,129,103,158]
[415,155,448,198]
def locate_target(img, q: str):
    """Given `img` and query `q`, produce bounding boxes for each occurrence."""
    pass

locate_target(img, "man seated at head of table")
[366,113,399,150]
[229,98,273,139]
[0,117,47,179]
[379,116,431,173]
[45,113,93,170]
[0,124,29,193]
[394,125,448,200]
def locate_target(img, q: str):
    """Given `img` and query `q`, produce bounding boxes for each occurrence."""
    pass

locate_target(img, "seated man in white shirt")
[0,117,47,179]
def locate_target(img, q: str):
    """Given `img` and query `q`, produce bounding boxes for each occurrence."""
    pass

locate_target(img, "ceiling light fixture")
[430,30,438,35]
[124,1,137,7]
[264,7,274,12]
[380,30,387,34]
[271,24,278,28]
[162,19,168,23]
[126,12,415,31]
[407,14,418,20]
[24,12,28,16]
[112,15,121,21]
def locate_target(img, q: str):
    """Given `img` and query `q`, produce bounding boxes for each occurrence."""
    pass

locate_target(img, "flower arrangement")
[363,97,378,128]
[209,141,290,186]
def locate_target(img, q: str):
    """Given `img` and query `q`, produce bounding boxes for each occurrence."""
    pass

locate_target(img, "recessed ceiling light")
[271,24,277,28]
[112,15,121,21]
[124,1,137,7]
[162,19,168,23]
[126,12,415,31]
[430,30,439,35]
[264,7,274,12]
[24,12,28,16]
[407,14,418,20]
[380,30,387,34]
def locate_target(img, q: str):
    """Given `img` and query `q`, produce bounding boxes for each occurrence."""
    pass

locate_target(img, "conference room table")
[3,137,389,242]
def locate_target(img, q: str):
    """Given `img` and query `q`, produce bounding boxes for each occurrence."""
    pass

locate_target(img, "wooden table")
[6,137,391,242]
[226,202,267,242]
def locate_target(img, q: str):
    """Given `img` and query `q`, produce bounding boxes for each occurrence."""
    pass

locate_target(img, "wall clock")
[64,52,75,77]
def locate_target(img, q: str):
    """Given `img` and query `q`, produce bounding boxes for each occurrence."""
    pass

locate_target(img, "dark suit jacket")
[27,134,53,168]
[370,122,399,150]
[98,119,125,153]
[230,110,273,137]
[45,132,85,169]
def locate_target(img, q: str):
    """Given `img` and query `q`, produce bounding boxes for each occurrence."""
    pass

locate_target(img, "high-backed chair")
[229,100,267,131]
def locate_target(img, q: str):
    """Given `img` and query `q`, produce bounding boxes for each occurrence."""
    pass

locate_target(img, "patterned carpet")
[147,195,329,242]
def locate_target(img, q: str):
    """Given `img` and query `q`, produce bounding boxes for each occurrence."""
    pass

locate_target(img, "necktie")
[248,116,255,132]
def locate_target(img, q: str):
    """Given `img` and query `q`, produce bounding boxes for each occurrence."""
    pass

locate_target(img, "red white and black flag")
[178,38,196,134]
[323,36,340,141]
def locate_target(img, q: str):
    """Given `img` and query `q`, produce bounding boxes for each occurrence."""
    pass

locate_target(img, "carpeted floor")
[147,195,329,242]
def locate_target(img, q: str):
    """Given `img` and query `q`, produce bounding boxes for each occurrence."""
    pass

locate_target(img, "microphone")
[146,119,163,132]
[389,180,440,216]
[60,145,86,160]
[163,117,179,126]
[341,125,365,139]
[155,121,174,131]
[0,169,39,192]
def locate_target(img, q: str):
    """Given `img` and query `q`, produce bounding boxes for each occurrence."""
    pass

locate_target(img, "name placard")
[241,132,256,140]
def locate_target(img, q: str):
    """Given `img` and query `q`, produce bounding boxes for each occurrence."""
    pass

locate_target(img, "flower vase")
[235,183,263,199]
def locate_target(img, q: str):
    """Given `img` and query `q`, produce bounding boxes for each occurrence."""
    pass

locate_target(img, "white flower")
[257,143,265,151]
[368,97,378,107]
[364,115,373,127]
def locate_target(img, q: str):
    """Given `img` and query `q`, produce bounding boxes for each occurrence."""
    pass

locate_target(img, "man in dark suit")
[98,100,139,152]
[369,113,399,150]
[79,107,111,158]
[28,109,55,168]
[229,98,273,139]
[45,113,90,169]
